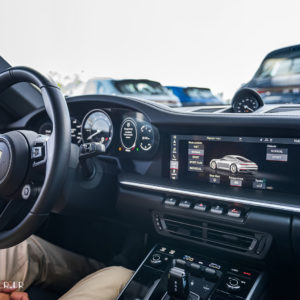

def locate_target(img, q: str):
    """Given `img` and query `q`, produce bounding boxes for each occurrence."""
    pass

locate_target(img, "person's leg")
[0,235,103,292]
[0,237,33,291]
[59,266,134,300]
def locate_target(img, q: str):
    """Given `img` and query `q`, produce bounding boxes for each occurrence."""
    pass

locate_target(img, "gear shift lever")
[167,266,189,300]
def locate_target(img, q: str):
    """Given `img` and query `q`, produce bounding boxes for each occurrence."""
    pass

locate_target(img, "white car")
[209,155,258,174]
[82,78,182,107]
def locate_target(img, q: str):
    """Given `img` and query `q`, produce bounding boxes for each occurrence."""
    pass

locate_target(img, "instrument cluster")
[39,117,83,145]
[37,108,159,160]
[81,109,113,148]
[117,112,159,158]
[120,118,155,152]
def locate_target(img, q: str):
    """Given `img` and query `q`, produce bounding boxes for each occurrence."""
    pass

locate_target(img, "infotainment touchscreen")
[169,135,300,193]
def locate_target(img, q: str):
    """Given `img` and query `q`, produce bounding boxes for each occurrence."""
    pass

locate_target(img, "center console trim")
[246,272,266,300]
[120,179,300,213]
[117,244,158,300]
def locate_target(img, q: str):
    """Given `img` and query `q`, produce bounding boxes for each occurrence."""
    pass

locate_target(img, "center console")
[117,245,265,300]
[116,134,297,299]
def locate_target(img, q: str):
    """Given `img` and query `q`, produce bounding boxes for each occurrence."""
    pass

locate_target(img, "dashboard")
[6,91,300,298]
[8,93,300,269]
[12,95,300,202]
[10,94,299,215]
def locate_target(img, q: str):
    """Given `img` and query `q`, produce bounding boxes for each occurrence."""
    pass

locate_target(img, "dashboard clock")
[232,88,264,113]
[233,96,260,113]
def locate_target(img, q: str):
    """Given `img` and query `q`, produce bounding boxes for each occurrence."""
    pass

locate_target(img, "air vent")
[194,107,221,113]
[268,106,300,113]
[162,215,258,253]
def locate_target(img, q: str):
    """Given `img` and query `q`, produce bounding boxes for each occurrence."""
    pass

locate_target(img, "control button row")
[158,246,176,256]
[174,258,221,282]
[229,267,253,278]
[148,252,172,270]
[164,198,242,218]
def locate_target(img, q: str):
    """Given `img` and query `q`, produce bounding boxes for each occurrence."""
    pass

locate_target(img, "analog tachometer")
[82,110,113,148]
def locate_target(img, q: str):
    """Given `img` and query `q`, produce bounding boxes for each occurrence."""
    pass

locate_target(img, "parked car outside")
[210,155,258,174]
[83,78,182,107]
[166,86,223,106]
[244,44,300,104]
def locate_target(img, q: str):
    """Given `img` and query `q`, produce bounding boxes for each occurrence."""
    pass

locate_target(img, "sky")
[1,0,300,100]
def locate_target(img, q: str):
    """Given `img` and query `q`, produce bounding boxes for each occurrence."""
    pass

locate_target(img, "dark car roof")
[246,44,300,89]
[115,79,162,85]
[185,87,211,91]
[264,44,300,60]
[167,86,211,91]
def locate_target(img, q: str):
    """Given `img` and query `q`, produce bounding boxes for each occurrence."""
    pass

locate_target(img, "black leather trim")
[0,66,58,91]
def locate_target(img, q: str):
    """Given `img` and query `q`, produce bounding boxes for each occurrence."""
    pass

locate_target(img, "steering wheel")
[0,66,71,248]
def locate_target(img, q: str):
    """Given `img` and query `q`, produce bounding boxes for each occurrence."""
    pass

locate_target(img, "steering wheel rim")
[0,66,71,248]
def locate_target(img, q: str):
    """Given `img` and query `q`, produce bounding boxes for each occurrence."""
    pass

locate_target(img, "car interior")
[1,53,300,300]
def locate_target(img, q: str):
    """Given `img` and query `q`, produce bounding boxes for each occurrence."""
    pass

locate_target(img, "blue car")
[166,86,223,106]
[83,78,182,107]
[244,44,300,104]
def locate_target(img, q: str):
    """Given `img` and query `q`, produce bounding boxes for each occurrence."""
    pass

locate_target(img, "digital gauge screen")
[120,118,137,150]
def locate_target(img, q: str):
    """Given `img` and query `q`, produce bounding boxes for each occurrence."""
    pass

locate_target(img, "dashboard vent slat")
[267,106,300,113]
[162,215,257,253]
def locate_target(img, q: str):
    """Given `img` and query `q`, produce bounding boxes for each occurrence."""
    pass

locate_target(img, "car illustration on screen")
[209,155,258,174]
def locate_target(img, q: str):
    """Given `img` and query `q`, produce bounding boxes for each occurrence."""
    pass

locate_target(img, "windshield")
[1,1,300,107]
[256,57,300,79]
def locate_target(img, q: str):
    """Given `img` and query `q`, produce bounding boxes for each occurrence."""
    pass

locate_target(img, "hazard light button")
[227,208,242,218]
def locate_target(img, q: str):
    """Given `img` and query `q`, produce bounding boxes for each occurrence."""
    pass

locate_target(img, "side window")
[291,57,300,74]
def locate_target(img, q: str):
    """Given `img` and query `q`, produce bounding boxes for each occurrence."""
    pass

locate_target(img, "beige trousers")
[0,235,133,299]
